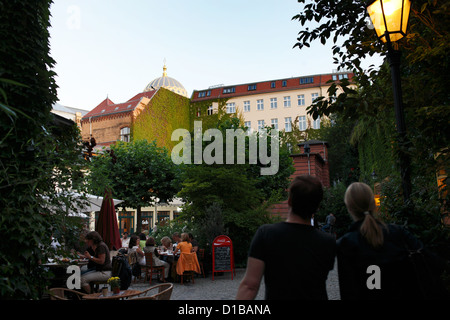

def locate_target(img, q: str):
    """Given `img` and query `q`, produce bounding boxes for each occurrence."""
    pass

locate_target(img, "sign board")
[212,235,235,280]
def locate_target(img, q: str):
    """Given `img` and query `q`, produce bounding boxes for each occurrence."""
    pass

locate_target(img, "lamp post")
[366,0,412,203]
[302,142,311,175]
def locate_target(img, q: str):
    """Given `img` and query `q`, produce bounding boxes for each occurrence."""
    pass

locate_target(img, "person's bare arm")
[236,257,265,300]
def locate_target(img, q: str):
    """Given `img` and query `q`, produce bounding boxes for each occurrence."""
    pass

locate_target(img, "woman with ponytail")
[336,182,446,299]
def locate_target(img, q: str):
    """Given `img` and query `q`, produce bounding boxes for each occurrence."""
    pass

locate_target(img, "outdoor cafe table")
[42,259,89,288]
[82,289,142,300]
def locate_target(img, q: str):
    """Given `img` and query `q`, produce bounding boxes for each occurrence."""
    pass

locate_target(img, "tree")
[177,118,294,263]
[0,0,87,299]
[292,0,449,156]
[292,0,449,290]
[88,140,181,234]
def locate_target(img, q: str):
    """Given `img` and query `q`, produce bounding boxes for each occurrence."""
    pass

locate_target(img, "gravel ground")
[129,258,340,300]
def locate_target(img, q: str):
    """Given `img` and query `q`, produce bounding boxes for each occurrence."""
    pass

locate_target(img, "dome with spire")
[143,63,188,98]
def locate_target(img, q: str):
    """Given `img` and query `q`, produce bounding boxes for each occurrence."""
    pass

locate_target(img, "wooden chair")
[176,252,201,284]
[197,248,206,278]
[143,252,165,285]
[128,251,138,266]
[130,283,173,300]
[127,251,141,282]
[49,287,86,300]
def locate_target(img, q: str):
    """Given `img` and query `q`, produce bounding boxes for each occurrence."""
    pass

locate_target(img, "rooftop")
[82,91,156,120]
[191,71,353,102]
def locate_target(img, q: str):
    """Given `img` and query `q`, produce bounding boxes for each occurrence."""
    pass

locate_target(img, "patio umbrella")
[96,189,122,251]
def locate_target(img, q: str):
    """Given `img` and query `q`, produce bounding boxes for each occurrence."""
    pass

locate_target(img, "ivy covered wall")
[189,97,244,132]
[353,117,397,182]
[132,87,191,150]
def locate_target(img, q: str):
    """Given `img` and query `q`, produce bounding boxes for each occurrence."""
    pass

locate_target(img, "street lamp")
[367,0,411,44]
[301,142,311,175]
[366,0,412,203]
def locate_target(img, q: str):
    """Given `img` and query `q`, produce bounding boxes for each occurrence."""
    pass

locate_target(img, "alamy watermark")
[366,265,381,290]
[171,121,279,176]
[66,265,81,289]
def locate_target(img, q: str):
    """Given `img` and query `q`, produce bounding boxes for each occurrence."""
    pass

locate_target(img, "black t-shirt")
[248,222,336,300]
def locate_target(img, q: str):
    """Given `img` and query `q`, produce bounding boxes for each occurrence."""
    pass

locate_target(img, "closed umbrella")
[96,189,122,251]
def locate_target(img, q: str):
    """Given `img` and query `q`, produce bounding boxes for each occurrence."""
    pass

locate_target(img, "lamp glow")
[367,0,411,43]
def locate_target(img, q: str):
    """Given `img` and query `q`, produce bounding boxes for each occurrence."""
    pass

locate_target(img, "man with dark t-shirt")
[236,175,336,300]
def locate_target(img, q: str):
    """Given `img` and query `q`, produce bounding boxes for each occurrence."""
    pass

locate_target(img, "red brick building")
[271,140,330,219]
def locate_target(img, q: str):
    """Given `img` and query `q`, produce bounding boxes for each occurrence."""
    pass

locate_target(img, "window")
[120,127,130,142]
[258,120,265,131]
[333,74,349,81]
[248,84,257,91]
[207,105,213,115]
[257,99,264,111]
[244,101,250,112]
[244,121,251,129]
[197,90,211,98]
[223,87,235,94]
[297,94,305,106]
[285,117,292,132]
[226,102,236,114]
[271,118,278,130]
[271,81,276,88]
[196,108,201,117]
[300,77,314,84]
[313,117,321,129]
[282,80,287,87]
[298,116,307,131]
[311,93,319,103]
[284,96,291,107]
[270,98,277,109]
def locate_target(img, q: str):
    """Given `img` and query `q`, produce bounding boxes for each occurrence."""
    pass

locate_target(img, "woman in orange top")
[174,233,192,254]
[174,232,200,276]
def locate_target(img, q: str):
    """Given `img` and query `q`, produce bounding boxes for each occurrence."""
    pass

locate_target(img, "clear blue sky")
[49,1,381,111]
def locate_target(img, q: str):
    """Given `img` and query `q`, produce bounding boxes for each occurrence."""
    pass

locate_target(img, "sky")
[49,0,381,111]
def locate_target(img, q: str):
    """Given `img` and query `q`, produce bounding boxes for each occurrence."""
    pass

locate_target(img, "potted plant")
[107,276,121,294]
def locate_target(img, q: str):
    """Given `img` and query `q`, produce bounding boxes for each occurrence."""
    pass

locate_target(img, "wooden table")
[42,259,89,288]
[82,289,142,300]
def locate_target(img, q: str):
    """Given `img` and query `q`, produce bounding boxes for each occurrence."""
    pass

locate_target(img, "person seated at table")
[139,233,147,250]
[143,237,170,280]
[128,234,146,266]
[174,233,193,255]
[174,233,200,279]
[79,231,112,294]
[121,232,130,249]
[172,232,181,251]
[188,233,199,253]
[160,236,172,252]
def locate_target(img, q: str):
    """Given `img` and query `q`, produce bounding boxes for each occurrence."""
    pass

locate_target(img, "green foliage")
[316,182,353,238]
[177,119,293,264]
[152,217,197,245]
[0,0,87,299]
[293,0,449,291]
[133,87,191,151]
[88,139,181,233]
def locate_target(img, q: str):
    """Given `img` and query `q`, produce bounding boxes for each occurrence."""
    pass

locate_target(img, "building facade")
[80,65,190,234]
[191,71,353,134]
[80,64,190,151]
[271,140,330,219]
